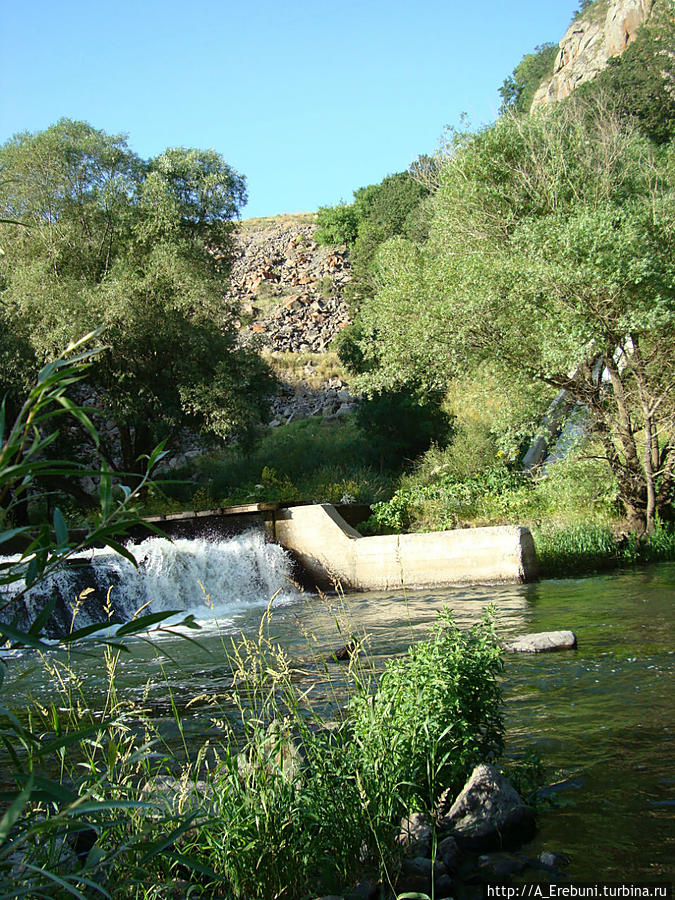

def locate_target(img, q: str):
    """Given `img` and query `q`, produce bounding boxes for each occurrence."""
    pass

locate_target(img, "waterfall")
[0,530,301,638]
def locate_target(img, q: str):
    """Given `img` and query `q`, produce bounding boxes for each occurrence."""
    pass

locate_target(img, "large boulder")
[437,764,536,851]
[504,631,577,653]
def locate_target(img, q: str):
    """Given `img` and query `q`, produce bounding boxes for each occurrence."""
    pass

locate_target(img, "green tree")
[355,388,453,470]
[0,119,273,475]
[499,43,558,115]
[577,0,675,144]
[356,101,675,533]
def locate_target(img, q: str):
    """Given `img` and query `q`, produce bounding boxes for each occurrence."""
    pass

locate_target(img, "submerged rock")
[504,631,577,653]
[437,764,536,851]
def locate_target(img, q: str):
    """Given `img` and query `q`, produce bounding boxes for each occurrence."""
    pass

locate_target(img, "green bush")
[349,608,504,814]
[315,202,360,245]
[577,1,675,144]
[499,42,558,115]
[355,388,453,470]
[155,416,397,510]
[360,465,532,534]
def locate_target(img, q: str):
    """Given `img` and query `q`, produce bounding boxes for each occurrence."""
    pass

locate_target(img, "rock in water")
[504,631,577,653]
[438,764,536,851]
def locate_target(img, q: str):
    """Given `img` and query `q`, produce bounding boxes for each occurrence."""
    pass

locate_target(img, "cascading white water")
[0,530,302,636]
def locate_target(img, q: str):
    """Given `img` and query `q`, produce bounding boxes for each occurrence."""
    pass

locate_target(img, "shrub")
[315,202,359,245]
[349,608,505,814]
[355,388,453,471]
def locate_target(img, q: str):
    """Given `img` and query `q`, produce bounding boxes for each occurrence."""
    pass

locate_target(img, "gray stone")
[539,849,571,869]
[397,856,448,895]
[397,812,432,857]
[478,852,528,879]
[504,631,577,653]
[438,763,536,851]
[438,834,462,871]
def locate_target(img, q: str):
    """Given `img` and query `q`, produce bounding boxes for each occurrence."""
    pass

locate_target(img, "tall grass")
[1,605,506,898]
[534,521,675,578]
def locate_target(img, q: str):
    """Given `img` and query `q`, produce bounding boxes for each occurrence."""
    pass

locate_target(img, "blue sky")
[1,1,580,218]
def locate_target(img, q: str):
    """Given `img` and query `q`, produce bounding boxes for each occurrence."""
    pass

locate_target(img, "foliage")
[314,202,360,245]
[349,608,504,814]
[0,338,207,898]
[499,42,559,115]
[360,465,533,534]
[315,172,431,324]
[152,416,397,511]
[534,520,675,577]
[577,1,675,144]
[572,0,597,20]
[354,388,453,470]
[355,100,675,533]
[359,440,624,536]
[0,119,273,475]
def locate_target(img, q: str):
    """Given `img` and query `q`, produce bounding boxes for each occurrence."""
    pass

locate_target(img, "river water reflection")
[5,561,674,882]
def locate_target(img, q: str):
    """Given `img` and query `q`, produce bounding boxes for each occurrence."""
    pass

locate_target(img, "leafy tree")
[356,101,675,533]
[499,43,558,115]
[0,119,273,475]
[355,388,453,470]
[577,0,675,144]
[315,171,430,319]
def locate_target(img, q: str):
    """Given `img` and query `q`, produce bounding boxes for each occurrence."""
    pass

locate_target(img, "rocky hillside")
[225,214,357,427]
[229,214,352,354]
[532,0,654,107]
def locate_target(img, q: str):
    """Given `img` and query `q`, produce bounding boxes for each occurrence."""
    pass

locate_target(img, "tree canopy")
[355,100,675,532]
[0,119,273,474]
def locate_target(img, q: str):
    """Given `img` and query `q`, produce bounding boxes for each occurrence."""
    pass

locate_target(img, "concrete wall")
[271,504,537,590]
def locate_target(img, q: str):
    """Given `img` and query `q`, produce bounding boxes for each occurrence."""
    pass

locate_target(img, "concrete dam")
[140,502,538,590]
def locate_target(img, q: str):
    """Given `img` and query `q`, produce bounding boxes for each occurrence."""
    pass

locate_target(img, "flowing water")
[1,534,673,882]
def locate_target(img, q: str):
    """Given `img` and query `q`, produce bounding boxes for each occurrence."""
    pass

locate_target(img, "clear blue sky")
[1,1,579,219]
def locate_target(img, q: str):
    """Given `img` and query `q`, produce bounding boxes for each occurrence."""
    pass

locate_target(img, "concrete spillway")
[270,503,537,590]
[144,502,538,589]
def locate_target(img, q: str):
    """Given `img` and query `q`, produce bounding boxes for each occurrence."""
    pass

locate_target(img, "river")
[2,537,673,883]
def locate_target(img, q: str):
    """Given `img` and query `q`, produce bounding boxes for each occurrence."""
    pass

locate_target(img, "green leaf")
[53,507,68,547]
[27,598,56,637]
[114,610,184,637]
[61,620,124,642]
[0,773,33,845]
[99,462,112,517]
[101,538,138,566]
[0,622,57,652]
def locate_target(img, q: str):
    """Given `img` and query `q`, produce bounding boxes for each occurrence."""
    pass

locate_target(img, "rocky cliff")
[227,214,357,426]
[531,0,654,107]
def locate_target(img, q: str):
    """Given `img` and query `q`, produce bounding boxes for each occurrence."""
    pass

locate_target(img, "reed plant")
[534,521,675,578]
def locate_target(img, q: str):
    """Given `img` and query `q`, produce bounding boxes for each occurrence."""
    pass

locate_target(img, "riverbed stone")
[539,849,571,869]
[397,811,432,857]
[477,852,528,879]
[438,834,462,871]
[504,631,577,653]
[437,764,536,851]
[397,857,450,896]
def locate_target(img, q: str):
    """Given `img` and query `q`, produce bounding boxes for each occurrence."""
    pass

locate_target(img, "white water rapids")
[1,530,302,637]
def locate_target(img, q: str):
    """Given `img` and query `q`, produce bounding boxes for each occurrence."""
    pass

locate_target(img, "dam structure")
[143,502,538,590]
